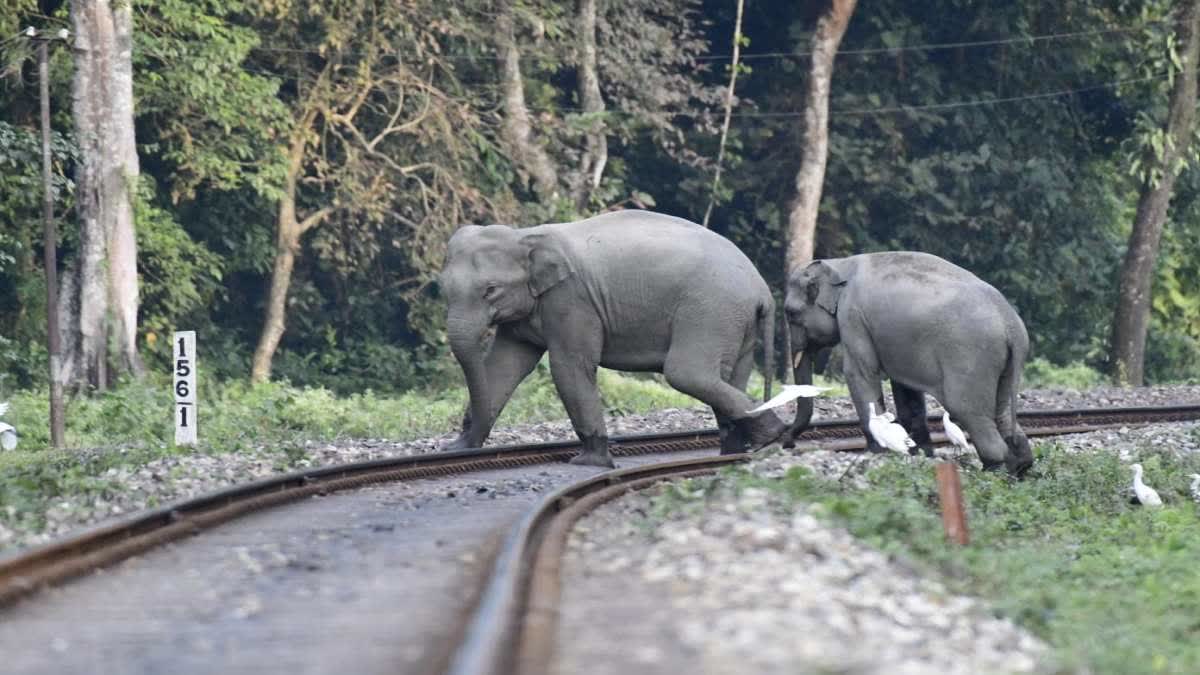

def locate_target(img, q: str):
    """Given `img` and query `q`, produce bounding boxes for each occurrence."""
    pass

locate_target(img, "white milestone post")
[174,331,197,446]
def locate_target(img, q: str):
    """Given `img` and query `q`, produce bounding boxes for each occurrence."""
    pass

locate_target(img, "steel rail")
[1,404,1197,609]
[446,403,1200,675]
[445,455,746,675]
[0,430,715,607]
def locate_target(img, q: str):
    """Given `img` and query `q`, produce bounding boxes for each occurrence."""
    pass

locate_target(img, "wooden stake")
[935,462,969,545]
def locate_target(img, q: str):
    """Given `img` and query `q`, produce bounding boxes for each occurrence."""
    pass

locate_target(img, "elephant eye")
[805,282,820,305]
[484,284,499,299]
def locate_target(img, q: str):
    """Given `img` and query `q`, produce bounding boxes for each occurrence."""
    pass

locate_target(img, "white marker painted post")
[174,331,197,446]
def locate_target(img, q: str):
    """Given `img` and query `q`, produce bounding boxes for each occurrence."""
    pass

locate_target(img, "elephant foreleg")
[546,337,613,468]
[892,382,932,456]
[551,355,611,467]
[446,331,544,450]
[843,358,887,452]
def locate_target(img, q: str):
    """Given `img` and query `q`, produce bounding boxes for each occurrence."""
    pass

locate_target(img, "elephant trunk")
[448,310,493,447]
[789,324,815,436]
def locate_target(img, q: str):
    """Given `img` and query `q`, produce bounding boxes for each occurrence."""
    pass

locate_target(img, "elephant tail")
[997,334,1029,454]
[759,295,774,402]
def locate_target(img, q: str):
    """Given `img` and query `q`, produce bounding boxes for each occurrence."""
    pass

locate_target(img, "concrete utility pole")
[25,26,70,448]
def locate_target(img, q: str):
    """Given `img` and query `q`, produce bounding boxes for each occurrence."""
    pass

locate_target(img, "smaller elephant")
[439,210,787,467]
[784,252,1033,476]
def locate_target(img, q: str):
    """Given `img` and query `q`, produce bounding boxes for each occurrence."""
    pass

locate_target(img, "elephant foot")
[720,421,751,455]
[1005,453,1033,478]
[739,410,788,452]
[569,434,615,468]
[569,451,615,468]
[1005,434,1034,478]
[439,434,474,451]
[980,457,1005,473]
[779,430,797,450]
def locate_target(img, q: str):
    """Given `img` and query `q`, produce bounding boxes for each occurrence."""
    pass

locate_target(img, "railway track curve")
[446,403,1200,675]
[0,403,1195,675]
[2,404,1197,610]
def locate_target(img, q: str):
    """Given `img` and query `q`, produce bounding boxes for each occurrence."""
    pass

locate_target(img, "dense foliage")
[2,0,1199,395]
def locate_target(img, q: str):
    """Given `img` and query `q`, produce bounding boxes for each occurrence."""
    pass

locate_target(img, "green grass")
[651,440,1200,675]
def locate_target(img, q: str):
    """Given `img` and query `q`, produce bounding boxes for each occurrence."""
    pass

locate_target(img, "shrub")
[1023,357,1106,390]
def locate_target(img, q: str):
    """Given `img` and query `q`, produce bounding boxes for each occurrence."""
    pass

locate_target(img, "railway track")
[2,404,1197,609]
[0,403,1196,673]
[446,403,1200,675]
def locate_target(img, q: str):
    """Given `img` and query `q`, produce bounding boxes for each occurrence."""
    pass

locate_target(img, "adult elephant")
[783,252,1033,476]
[439,210,786,467]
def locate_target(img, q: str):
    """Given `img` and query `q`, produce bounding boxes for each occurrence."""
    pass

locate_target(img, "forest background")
[2,0,1200,402]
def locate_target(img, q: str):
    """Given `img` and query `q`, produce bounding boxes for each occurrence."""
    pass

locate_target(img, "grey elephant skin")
[439,210,786,467]
[784,252,1033,476]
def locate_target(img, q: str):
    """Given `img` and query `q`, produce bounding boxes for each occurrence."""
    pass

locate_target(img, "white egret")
[1189,474,1200,504]
[867,402,915,453]
[745,384,831,414]
[0,422,15,451]
[1129,464,1163,507]
[941,411,971,452]
[0,402,16,450]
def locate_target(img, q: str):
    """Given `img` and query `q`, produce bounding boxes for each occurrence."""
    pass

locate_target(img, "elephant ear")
[808,261,846,315]
[524,232,574,297]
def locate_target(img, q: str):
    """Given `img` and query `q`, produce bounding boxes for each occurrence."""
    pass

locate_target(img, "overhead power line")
[519,72,1168,119]
[246,21,1173,63]
[237,58,1165,121]
[775,72,1166,117]
[698,23,1175,61]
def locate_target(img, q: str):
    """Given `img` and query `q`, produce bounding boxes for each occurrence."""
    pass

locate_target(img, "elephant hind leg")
[953,413,1007,471]
[664,338,784,453]
[1005,431,1033,477]
[713,342,761,454]
[942,365,1022,473]
[891,382,932,456]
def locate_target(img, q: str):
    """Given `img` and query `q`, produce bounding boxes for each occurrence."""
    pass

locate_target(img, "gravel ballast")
[554,485,1046,675]
[2,384,1197,552]
[551,390,1200,675]
[552,422,1200,675]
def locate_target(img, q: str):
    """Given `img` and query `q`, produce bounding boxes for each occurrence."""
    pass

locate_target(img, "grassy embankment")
[650,441,1200,674]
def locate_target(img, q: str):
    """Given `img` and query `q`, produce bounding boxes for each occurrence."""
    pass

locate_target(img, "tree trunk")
[702,0,745,228]
[496,0,560,204]
[250,122,331,383]
[67,0,144,390]
[572,0,607,211]
[784,0,856,276]
[1111,1,1200,386]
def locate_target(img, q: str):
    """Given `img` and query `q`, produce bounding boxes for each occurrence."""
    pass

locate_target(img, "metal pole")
[39,39,65,449]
